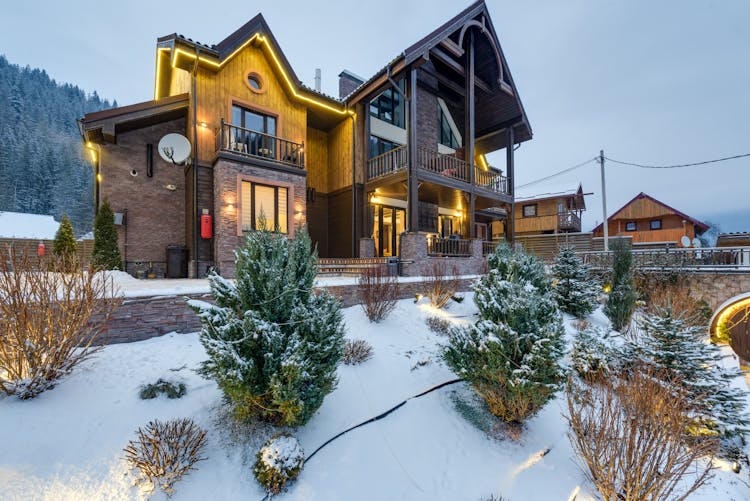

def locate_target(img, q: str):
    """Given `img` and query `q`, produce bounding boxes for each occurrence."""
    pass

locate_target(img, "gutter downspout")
[351,112,356,257]
[192,47,200,278]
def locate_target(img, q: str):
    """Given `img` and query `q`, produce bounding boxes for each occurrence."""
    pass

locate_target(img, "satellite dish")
[680,235,691,248]
[692,238,702,248]
[158,133,191,165]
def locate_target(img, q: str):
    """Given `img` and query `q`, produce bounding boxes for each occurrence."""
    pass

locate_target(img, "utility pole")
[600,149,609,251]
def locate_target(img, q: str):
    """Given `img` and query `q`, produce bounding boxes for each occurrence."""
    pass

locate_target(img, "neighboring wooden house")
[79,1,532,277]
[513,183,587,236]
[592,192,708,247]
[717,232,750,248]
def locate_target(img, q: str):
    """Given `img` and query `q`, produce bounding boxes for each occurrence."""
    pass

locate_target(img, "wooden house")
[79,1,532,277]
[513,183,587,236]
[592,192,708,247]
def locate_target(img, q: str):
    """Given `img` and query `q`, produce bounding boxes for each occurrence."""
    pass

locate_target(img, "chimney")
[338,70,364,99]
[314,68,322,92]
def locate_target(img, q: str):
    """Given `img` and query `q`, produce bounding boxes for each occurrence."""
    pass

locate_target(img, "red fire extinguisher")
[37,242,45,257]
[200,210,212,239]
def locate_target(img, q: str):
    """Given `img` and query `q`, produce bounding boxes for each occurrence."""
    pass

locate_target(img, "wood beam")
[465,31,476,239]
[430,47,492,94]
[407,67,419,232]
[419,65,464,98]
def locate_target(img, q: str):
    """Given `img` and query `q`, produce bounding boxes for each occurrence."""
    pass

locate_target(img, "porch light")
[603,283,612,294]
[96,173,102,183]
[199,121,208,128]
[414,293,423,303]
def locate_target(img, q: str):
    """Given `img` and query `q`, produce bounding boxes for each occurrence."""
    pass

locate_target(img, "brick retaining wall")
[98,277,477,344]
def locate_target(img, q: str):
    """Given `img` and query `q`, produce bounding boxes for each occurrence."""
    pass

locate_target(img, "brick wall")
[213,158,307,277]
[100,118,187,277]
[97,277,477,344]
[399,232,487,276]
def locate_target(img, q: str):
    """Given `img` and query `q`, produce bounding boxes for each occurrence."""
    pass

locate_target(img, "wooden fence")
[514,232,632,262]
[0,238,94,269]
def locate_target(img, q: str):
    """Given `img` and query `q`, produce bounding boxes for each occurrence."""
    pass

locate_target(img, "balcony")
[365,145,509,196]
[427,236,472,257]
[558,210,582,232]
[217,120,304,169]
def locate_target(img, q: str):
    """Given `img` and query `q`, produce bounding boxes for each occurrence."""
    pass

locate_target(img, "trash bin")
[387,256,400,277]
[166,245,188,278]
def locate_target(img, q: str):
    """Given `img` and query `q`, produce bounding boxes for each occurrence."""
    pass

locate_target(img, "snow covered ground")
[1,296,749,500]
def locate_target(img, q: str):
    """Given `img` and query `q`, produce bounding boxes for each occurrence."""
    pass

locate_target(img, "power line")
[515,157,598,189]
[604,153,750,169]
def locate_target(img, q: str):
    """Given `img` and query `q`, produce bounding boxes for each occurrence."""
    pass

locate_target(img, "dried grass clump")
[254,434,305,495]
[357,265,399,322]
[643,277,711,328]
[123,418,208,495]
[425,315,452,335]
[567,367,717,501]
[342,339,373,365]
[0,248,121,399]
[423,260,460,309]
[139,379,187,400]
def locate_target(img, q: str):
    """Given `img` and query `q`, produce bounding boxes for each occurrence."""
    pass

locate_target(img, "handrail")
[427,236,472,257]
[366,145,408,180]
[217,120,304,168]
[580,246,750,270]
[474,166,509,195]
[418,147,470,182]
[557,210,581,230]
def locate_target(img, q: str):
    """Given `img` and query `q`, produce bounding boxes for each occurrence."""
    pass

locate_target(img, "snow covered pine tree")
[443,245,566,423]
[551,246,599,318]
[188,228,344,427]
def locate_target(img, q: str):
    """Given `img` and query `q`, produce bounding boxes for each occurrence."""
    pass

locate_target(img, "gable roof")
[591,192,709,234]
[515,182,584,203]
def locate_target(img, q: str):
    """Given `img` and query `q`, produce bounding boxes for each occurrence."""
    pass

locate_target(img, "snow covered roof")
[514,181,585,203]
[0,211,59,240]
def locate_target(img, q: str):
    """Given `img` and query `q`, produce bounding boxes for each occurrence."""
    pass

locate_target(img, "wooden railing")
[580,246,750,271]
[366,145,407,180]
[417,147,470,182]
[217,120,304,168]
[482,240,501,255]
[474,166,509,195]
[317,257,394,275]
[558,210,581,231]
[427,236,472,257]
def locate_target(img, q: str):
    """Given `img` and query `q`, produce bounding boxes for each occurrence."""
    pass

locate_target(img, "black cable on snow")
[305,378,463,462]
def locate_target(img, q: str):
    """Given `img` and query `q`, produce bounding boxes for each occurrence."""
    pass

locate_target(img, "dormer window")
[244,71,265,94]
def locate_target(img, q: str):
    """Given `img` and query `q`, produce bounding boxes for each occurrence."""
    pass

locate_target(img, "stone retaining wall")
[98,277,477,345]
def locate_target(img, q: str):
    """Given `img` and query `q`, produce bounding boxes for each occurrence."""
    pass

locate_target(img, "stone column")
[399,232,428,277]
[359,238,375,258]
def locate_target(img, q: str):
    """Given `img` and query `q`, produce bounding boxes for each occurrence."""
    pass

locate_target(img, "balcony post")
[407,67,419,232]
[506,126,515,243]
[465,29,476,238]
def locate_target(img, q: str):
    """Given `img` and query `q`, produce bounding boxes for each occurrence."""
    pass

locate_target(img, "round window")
[245,72,265,93]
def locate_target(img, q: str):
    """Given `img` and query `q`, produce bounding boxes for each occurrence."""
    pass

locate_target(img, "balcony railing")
[217,120,304,169]
[367,145,408,180]
[474,166,509,195]
[427,236,472,257]
[558,210,582,231]
[580,246,750,271]
[418,147,470,182]
[482,240,501,255]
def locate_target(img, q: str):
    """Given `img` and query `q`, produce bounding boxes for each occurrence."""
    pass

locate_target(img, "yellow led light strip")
[157,34,350,115]
[713,297,750,335]
[154,47,170,99]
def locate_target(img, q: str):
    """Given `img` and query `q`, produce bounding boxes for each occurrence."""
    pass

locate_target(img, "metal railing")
[217,120,304,168]
[474,166,509,195]
[482,241,501,255]
[418,147,470,182]
[427,236,472,257]
[558,210,582,231]
[366,145,407,180]
[580,246,750,271]
[317,257,393,275]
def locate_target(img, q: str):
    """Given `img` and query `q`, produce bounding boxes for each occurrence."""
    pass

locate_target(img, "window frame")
[368,79,406,128]
[522,204,537,217]
[243,71,266,94]
[625,221,637,231]
[236,175,295,237]
[368,135,402,159]
[650,219,662,230]
[438,106,459,149]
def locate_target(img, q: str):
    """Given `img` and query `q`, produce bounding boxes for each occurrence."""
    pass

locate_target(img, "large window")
[625,221,637,231]
[438,106,459,149]
[232,104,277,158]
[241,181,288,234]
[369,135,401,158]
[369,79,406,128]
[522,204,537,217]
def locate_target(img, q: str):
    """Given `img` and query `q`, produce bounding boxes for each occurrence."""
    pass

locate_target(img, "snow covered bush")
[551,246,599,318]
[188,228,345,427]
[342,339,373,365]
[443,245,565,424]
[253,434,305,495]
[123,418,208,495]
[567,367,717,501]
[52,213,78,271]
[357,265,399,322]
[571,325,614,380]
[425,315,451,335]
[0,249,121,399]
[139,378,186,399]
[603,240,637,332]
[423,259,460,309]
[625,306,749,439]
[91,199,123,271]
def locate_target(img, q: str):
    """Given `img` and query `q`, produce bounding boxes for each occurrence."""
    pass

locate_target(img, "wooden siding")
[612,196,675,220]
[596,214,695,245]
[306,127,329,193]
[307,191,329,257]
[328,117,353,192]
[514,198,562,234]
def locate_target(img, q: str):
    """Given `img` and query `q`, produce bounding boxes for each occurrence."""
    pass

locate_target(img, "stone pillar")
[399,232,428,277]
[359,237,375,258]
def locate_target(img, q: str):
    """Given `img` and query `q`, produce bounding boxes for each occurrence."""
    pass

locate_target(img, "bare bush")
[0,248,121,399]
[566,367,717,501]
[641,275,711,328]
[357,265,399,322]
[423,260,460,309]
[342,339,373,365]
[123,418,208,495]
[425,315,452,335]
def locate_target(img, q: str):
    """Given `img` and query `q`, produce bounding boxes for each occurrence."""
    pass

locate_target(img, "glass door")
[372,205,406,257]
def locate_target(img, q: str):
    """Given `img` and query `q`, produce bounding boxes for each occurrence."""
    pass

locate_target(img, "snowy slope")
[0,297,748,500]
[0,211,59,240]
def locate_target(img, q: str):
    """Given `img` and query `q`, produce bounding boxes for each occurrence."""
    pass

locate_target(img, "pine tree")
[443,245,566,423]
[603,240,637,331]
[91,199,122,270]
[53,213,78,269]
[571,325,613,379]
[627,306,749,439]
[188,228,344,427]
[551,246,600,318]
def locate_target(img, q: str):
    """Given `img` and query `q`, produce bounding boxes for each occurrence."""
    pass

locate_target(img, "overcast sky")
[2,0,748,231]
